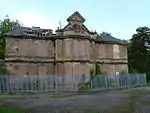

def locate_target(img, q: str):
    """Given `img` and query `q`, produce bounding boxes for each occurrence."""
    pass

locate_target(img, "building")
[5,11,128,78]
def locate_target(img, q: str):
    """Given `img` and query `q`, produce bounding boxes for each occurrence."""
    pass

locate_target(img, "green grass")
[78,86,92,93]
[0,96,24,113]
[49,94,75,99]
[121,89,150,94]
[0,106,23,113]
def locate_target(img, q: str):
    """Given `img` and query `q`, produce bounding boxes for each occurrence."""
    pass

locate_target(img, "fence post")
[144,74,147,86]
[137,74,140,87]
[104,75,108,90]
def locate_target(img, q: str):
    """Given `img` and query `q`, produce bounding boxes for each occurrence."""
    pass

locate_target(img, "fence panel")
[0,74,81,93]
[92,74,147,90]
[0,74,147,94]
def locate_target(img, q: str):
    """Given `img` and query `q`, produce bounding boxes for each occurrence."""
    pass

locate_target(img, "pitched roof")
[96,33,126,45]
[5,27,53,37]
[67,11,85,22]
[5,27,26,36]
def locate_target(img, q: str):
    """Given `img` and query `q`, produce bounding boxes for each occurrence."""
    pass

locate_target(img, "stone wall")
[5,37,55,75]
[5,38,54,58]
[5,62,54,75]
[100,64,128,74]
[55,38,90,60]
[90,43,114,60]
[90,42,128,74]
[56,62,90,79]
[5,36,128,76]
[119,45,128,59]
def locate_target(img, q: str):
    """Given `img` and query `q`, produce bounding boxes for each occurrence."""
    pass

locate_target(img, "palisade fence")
[92,74,147,90]
[0,74,86,93]
[0,74,147,94]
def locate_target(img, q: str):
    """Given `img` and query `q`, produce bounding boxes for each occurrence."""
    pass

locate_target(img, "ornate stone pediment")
[67,24,84,33]
[67,11,85,22]
[63,11,90,36]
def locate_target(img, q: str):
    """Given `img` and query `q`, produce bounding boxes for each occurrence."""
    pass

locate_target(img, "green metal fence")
[0,74,81,93]
[92,74,147,90]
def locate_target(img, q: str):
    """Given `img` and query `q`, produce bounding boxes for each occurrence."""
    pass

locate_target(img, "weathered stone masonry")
[5,11,128,77]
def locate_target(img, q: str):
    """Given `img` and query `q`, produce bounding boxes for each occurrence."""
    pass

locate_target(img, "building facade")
[5,11,128,78]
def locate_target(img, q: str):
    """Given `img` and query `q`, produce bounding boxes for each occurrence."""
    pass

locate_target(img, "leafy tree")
[0,15,21,74]
[0,15,21,58]
[128,26,150,81]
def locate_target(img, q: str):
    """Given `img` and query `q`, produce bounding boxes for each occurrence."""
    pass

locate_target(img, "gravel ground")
[2,87,150,113]
[2,91,129,113]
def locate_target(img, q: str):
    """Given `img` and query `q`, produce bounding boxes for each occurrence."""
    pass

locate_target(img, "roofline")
[94,40,127,45]
[5,35,127,45]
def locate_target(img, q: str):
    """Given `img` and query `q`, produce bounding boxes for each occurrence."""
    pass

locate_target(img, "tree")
[0,15,21,58]
[128,26,150,81]
[0,15,21,74]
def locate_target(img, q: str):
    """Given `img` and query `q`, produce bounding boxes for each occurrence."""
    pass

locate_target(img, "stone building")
[5,11,128,77]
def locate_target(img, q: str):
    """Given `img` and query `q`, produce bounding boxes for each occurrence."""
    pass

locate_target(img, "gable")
[67,11,85,22]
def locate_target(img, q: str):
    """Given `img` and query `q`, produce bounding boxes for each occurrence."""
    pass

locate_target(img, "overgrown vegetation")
[128,26,150,82]
[78,62,105,93]
[90,62,105,80]
[0,60,6,74]
[0,15,21,74]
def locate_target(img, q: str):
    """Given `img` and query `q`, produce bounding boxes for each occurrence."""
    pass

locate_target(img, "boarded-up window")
[64,39,71,58]
[7,39,19,55]
[73,40,78,58]
[57,63,64,75]
[27,39,37,57]
[56,40,64,59]
[47,63,54,75]
[113,45,120,58]
[36,40,48,57]
[80,41,85,58]
[38,63,47,75]
[47,41,54,57]
[27,63,38,75]
[119,46,127,59]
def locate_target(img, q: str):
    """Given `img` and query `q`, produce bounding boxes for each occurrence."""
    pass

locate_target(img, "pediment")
[63,23,90,34]
[63,11,91,36]
[67,11,85,23]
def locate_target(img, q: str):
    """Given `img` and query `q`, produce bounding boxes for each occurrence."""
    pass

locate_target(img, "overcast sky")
[0,0,150,40]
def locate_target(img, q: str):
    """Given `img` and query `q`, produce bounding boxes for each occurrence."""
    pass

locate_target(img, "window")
[113,45,120,58]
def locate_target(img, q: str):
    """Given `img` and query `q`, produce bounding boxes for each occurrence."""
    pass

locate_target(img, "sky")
[0,0,150,40]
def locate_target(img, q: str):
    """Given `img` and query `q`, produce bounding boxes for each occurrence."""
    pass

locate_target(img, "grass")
[121,89,150,94]
[49,94,76,99]
[78,85,92,93]
[0,106,23,113]
[0,95,24,113]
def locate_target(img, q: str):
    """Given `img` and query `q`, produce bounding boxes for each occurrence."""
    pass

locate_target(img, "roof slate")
[5,27,126,45]
[5,27,54,37]
[5,27,26,36]
[98,34,126,45]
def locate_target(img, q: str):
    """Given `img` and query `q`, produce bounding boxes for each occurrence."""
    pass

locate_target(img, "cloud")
[11,11,58,31]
